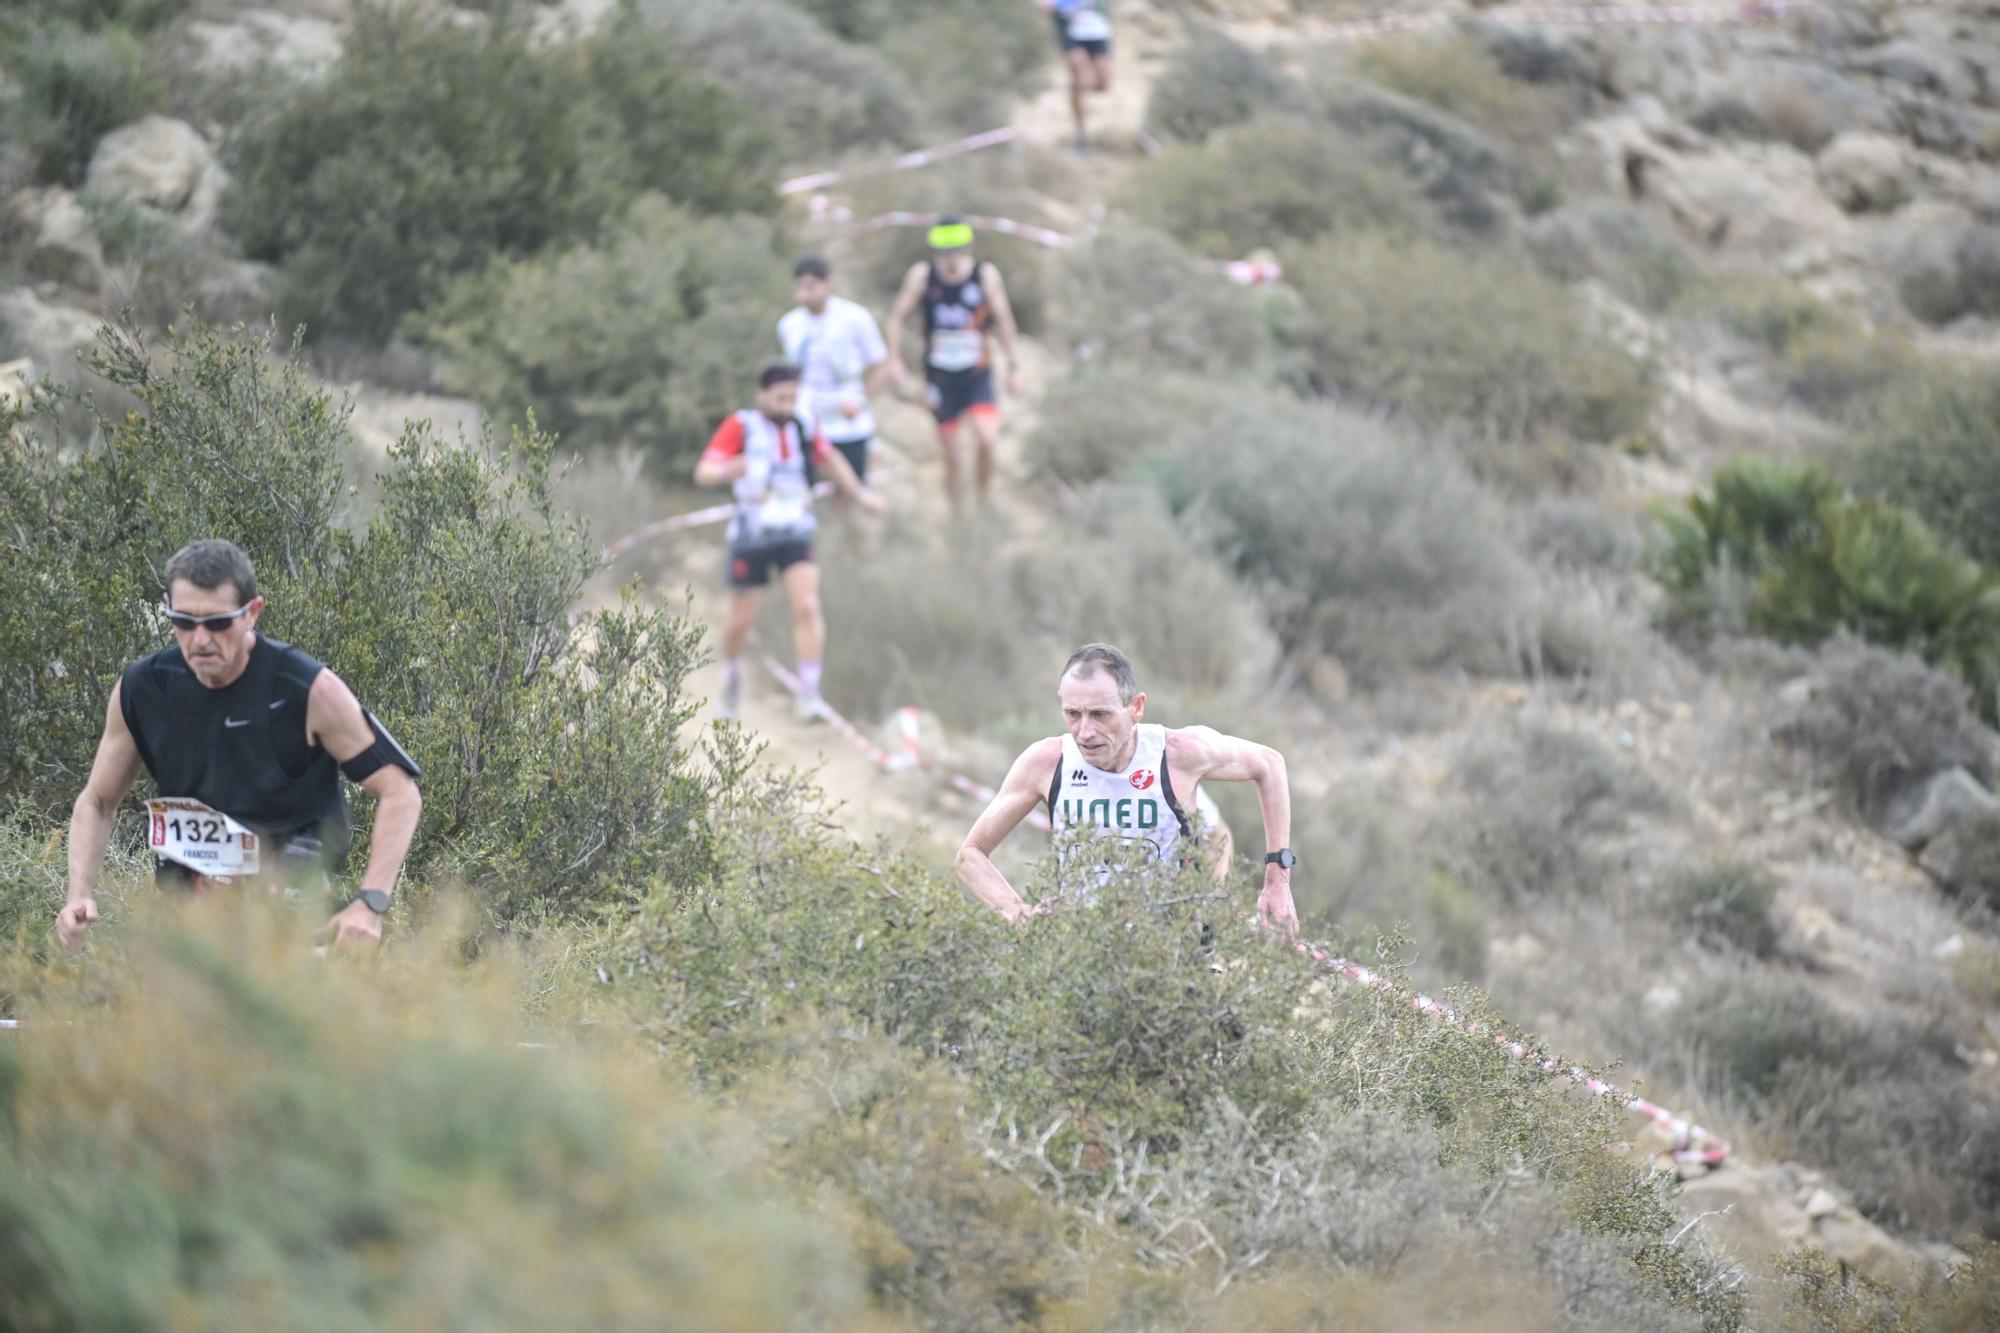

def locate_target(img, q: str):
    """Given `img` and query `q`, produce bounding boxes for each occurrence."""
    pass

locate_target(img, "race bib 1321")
[148,797,260,880]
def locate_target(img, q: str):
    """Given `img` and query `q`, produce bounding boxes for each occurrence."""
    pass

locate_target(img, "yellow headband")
[927,222,974,251]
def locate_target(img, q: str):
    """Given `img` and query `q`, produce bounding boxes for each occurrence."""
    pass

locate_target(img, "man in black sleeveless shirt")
[57,539,422,951]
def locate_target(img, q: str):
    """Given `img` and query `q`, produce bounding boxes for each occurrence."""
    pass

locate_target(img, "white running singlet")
[1050,724,1193,886]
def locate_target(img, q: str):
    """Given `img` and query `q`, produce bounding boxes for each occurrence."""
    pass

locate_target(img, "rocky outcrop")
[84,116,228,234]
[178,9,342,79]
[1880,767,1998,852]
[1680,1162,1939,1287]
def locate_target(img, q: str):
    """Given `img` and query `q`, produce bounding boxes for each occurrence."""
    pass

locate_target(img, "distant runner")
[778,254,888,509]
[1042,0,1114,152]
[696,360,883,722]
[956,643,1297,931]
[58,539,423,952]
[884,218,1022,510]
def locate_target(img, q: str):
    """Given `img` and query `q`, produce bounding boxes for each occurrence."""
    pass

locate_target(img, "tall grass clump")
[0,10,161,185]
[1848,368,2000,567]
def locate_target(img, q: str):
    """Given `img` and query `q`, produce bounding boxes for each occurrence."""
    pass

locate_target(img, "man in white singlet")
[778,254,888,503]
[956,643,1297,931]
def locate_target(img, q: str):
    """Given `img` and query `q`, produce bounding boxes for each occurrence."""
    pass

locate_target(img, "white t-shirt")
[778,296,887,445]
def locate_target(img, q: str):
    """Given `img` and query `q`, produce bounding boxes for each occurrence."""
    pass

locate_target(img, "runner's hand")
[1004,366,1022,399]
[838,398,863,420]
[56,897,98,952]
[318,897,384,951]
[1001,898,1050,926]
[886,360,909,393]
[1257,870,1299,937]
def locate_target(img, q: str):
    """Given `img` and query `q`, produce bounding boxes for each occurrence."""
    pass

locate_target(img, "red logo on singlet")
[1130,769,1155,790]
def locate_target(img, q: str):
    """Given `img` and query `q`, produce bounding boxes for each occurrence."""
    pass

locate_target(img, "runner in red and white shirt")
[694,361,882,722]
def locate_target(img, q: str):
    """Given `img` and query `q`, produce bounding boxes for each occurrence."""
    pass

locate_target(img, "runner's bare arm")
[693,417,750,487]
[883,262,929,383]
[1169,726,1296,933]
[956,736,1063,923]
[817,438,885,514]
[60,683,144,948]
[310,672,421,946]
[982,263,1023,391]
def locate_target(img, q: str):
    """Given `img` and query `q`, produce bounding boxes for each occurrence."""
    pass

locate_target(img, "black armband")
[340,711,421,784]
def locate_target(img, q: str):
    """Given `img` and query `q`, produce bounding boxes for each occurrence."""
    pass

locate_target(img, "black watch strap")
[1264,848,1297,870]
[353,889,392,915]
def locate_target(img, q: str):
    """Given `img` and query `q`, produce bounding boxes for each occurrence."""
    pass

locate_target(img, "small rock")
[85,116,216,215]
[1642,982,1682,1016]
[1878,767,1997,851]
[1817,132,1911,212]
[1937,933,1966,960]
[1804,1187,1840,1220]
[0,288,102,386]
[9,188,106,290]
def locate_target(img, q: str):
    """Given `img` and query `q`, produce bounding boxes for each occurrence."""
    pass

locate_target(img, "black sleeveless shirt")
[119,636,352,868]
[921,261,992,372]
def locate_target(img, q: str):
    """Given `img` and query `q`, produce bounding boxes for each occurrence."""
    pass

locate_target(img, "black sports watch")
[352,889,392,915]
[1264,849,1297,871]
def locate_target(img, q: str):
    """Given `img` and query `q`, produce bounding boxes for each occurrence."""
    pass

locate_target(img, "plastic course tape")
[761,656,1053,831]
[601,482,836,560]
[780,127,1019,196]
[757,661,1728,1167]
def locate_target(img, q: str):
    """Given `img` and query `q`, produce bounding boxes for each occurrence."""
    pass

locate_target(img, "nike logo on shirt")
[224,717,250,728]
[270,699,287,711]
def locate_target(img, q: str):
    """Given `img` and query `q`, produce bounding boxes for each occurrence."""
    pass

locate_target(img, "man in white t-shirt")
[778,255,889,497]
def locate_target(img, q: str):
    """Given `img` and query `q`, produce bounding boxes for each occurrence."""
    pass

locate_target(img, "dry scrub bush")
[1048,227,1301,383]
[777,0,1046,133]
[0,901,869,1330]
[1290,804,1490,985]
[1655,861,1779,958]
[817,488,1278,734]
[416,199,791,473]
[1144,25,1304,144]
[1287,232,1656,448]
[1772,636,1995,820]
[1849,368,2000,568]
[1125,116,1435,259]
[1526,200,1701,313]
[1351,31,1570,162]
[1026,371,1241,486]
[1650,967,2000,1240]
[2,11,160,185]
[1443,722,1655,906]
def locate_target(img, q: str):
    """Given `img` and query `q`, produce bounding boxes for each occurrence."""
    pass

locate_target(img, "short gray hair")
[165,538,258,606]
[1060,643,1138,704]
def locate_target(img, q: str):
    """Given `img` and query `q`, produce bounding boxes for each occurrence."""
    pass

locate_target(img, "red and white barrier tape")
[1297,940,1730,1165]
[760,657,1052,830]
[780,127,1018,196]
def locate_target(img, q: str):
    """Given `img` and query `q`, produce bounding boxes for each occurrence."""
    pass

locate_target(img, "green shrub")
[1145,26,1304,144]
[1318,76,1520,233]
[1445,723,1652,905]
[1849,368,2000,567]
[1660,460,2000,721]
[1772,636,1994,818]
[1126,116,1434,259]
[1951,937,2000,1009]
[866,0,1048,134]
[77,186,264,330]
[1049,226,1300,383]
[635,0,920,159]
[3,19,156,184]
[225,4,774,343]
[416,199,790,472]
[1287,232,1656,447]
[0,319,716,925]
[1657,861,1779,957]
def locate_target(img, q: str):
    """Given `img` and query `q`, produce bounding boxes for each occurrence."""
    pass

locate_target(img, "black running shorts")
[728,537,813,589]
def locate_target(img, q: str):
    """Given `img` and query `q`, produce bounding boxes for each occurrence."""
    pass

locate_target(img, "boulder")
[9,188,107,289]
[85,116,217,216]
[0,288,102,386]
[1817,132,1912,213]
[1878,766,1997,851]
[1680,1163,1928,1286]
[1923,809,2000,906]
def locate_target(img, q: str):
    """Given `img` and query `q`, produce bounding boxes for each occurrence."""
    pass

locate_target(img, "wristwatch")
[1264,849,1297,871]
[353,889,392,915]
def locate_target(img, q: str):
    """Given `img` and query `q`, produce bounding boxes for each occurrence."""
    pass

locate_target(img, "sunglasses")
[163,602,253,634]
